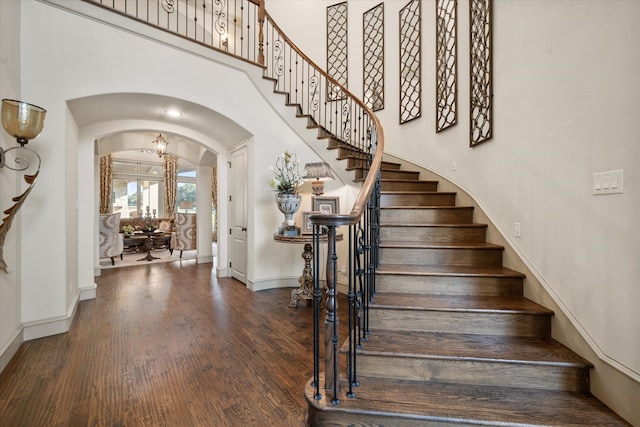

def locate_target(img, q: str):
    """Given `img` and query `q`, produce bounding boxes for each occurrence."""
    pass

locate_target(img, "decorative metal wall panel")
[327,2,348,101]
[470,0,492,145]
[436,0,457,132]
[363,3,384,111]
[399,0,421,124]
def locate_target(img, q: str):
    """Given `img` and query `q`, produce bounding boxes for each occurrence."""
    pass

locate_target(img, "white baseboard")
[247,277,298,292]
[0,329,23,374]
[22,290,81,341]
[216,265,229,277]
[197,255,214,264]
[80,283,97,301]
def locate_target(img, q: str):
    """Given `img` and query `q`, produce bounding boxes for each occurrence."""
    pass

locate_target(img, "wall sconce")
[0,99,47,273]
[152,133,168,157]
[304,162,335,195]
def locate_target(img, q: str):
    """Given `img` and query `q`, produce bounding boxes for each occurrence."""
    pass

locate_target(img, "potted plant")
[269,151,306,226]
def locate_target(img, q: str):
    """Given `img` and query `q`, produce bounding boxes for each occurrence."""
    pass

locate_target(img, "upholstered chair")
[171,213,196,258]
[99,212,124,265]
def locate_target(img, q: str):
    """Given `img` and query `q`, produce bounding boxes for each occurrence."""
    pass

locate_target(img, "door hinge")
[229,195,232,202]
[229,228,232,235]
[228,161,231,168]
[229,262,232,268]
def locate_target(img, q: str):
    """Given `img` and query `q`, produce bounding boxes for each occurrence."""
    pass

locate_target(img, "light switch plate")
[593,169,623,195]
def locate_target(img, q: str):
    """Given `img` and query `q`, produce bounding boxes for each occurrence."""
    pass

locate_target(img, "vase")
[276,193,301,226]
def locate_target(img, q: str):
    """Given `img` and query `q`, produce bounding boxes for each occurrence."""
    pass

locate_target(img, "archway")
[67,93,252,284]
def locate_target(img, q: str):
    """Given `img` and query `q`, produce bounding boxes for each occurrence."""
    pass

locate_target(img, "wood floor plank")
[0,261,349,426]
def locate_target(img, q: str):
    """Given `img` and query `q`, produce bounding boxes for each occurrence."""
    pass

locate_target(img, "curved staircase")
[306,159,629,426]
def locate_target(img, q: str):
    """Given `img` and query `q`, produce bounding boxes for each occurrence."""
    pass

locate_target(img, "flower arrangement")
[122,225,135,236]
[142,222,157,232]
[268,151,307,195]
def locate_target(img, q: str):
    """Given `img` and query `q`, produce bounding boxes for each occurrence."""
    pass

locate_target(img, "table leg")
[137,236,160,262]
[289,243,314,308]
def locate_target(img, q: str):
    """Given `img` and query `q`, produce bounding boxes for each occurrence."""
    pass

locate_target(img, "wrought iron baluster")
[312,225,322,400]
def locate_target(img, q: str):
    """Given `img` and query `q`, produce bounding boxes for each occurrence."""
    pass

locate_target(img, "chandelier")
[152,133,168,157]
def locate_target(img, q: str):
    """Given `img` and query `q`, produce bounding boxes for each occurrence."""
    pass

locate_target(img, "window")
[112,160,164,218]
[177,166,196,213]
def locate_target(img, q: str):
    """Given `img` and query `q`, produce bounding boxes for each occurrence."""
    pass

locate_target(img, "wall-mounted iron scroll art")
[399,0,422,124]
[363,3,384,112]
[327,1,348,101]
[469,0,492,145]
[0,99,47,274]
[436,0,457,132]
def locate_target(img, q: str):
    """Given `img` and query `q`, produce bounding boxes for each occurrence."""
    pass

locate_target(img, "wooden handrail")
[263,10,385,228]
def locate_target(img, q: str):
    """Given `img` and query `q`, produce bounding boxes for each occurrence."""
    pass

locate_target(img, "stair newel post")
[257,0,265,66]
[324,225,341,404]
[311,225,322,400]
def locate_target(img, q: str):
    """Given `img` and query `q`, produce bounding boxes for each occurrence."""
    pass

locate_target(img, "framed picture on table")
[312,196,340,215]
[301,211,319,234]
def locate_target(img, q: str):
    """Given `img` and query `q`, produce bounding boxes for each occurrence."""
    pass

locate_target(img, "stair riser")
[380,226,486,244]
[336,147,365,158]
[376,274,523,296]
[346,158,400,170]
[326,138,347,149]
[355,169,421,180]
[381,181,438,191]
[381,208,474,224]
[381,193,456,207]
[379,247,503,267]
[356,356,590,393]
[381,170,420,180]
[369,309,551,337]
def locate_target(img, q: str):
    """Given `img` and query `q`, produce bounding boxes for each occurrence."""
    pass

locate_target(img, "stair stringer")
[380,152,639,424]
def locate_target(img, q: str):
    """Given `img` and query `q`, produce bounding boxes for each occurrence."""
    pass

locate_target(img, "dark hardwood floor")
[0,260,347,426]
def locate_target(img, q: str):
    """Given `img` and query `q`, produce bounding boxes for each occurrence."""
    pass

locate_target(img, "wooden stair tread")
[381,205,472,210]
[370,293,554,315]
[380,223,488,228]
[354,330,592,367]
[381,178,438,183]
[376,264,525,278]
[381,190,456,195]
[380,241,503,249]
[306,376,630,426]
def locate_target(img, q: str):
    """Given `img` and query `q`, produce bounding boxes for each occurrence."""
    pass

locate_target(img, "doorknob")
[242,227,247,231]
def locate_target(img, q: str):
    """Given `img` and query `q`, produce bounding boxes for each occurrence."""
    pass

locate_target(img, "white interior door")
[229,145,247,284]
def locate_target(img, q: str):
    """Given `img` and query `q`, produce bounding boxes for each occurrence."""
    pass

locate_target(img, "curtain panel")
[99,154,112,214]
[164,155,178,218]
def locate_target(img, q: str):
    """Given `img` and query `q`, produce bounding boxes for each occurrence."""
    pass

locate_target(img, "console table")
[273,232,343,308]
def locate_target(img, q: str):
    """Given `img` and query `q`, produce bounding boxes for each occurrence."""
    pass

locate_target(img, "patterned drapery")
[211,166,217,242]
[164,155,178,218]
[99,154,112,214]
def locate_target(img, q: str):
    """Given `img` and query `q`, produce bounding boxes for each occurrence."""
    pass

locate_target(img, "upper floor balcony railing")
[85,0,384,408]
